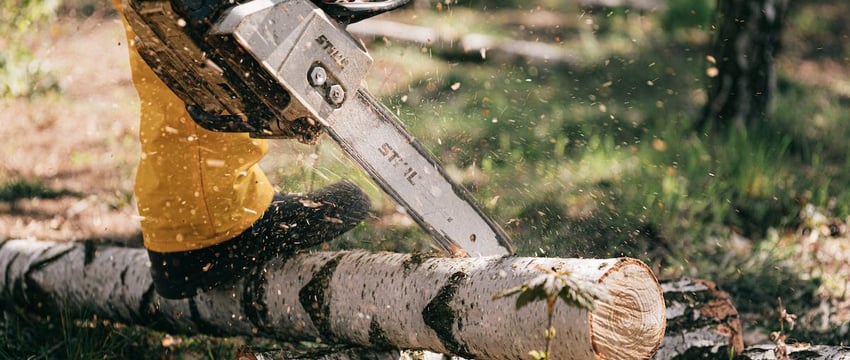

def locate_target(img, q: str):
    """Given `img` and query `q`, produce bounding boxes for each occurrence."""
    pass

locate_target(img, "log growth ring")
[590,259,666,360]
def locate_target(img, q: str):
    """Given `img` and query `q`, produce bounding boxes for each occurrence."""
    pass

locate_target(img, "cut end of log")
[590,259,666,360]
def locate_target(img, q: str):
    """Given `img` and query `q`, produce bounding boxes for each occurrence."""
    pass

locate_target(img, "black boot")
[147,181,370,299]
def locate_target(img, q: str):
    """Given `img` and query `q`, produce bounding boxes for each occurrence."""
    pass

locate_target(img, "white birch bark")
[0,239,665,359]
[653,278,744,359]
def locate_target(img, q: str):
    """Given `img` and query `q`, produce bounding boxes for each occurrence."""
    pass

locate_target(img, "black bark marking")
[129,281,154,326]
[136,284,176,332]
[3,252,20,300]
[368,317,393,349]
[665,289,739,333]
[298,255,341,341]
[139,284,156,319]
[22,274,58,314]
[791,350,822,359]
[83,240,97,266]
[188,297,224,336]
[672,345,735,359]
[18,244,76,313]
[422,271,472,358]
[243,267,272,336]
[120,267,129,287]
[663,287,714,305]
[27,243,75,270]
[401,251,430,275]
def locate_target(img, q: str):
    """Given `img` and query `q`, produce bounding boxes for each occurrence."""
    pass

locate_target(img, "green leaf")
[493,266,611,312]
[515,286,547,310]
[556,275,610,311]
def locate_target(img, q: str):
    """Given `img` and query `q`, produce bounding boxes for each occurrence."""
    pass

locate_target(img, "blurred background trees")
[0,0,61,97]
[700,0,790,131]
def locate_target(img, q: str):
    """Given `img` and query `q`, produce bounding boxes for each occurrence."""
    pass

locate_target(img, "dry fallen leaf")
[161,334,182,348]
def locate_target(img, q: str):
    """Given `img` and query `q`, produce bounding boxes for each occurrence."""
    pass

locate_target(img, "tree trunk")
[700,0,789,131]
[653,278,744,359]
[347,20,581,69]
[0,239,666,360]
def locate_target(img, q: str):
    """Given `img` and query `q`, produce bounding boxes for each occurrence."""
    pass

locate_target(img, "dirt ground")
[0,15,144,244]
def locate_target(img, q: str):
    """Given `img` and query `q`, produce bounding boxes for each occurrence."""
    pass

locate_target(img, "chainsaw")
[122,0,514,257]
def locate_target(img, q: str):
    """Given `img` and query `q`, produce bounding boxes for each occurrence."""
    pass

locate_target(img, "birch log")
[653,278,744,359]
[0,239,665,359]
[737,344,850,359]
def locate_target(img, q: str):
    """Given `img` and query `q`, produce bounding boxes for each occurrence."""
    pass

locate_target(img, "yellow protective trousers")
[114,0,275,253]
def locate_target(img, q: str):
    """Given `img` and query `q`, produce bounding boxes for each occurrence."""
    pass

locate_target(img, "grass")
[0,306,247,359]
[340,0,850,343]
[0,178,83,205]
[2,0,850,356]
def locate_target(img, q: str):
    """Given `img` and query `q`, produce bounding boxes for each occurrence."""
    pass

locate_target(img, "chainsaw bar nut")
[328,84,345,105]
[309,66,327,86]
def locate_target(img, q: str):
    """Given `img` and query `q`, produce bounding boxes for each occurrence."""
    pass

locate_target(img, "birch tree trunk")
[0,239,665,360]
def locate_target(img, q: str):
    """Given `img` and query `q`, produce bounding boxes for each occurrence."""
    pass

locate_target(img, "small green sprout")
[493,265,610,359]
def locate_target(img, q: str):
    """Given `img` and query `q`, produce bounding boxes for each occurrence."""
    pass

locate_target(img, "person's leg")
[118,12,274,253]
[114,1,369,298]
[146,180,370,298]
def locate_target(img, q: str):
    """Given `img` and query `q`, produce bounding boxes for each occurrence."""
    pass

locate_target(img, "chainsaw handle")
[316,0,410,25]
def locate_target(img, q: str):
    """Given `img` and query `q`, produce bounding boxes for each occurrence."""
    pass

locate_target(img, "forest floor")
[0,15,142,244]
